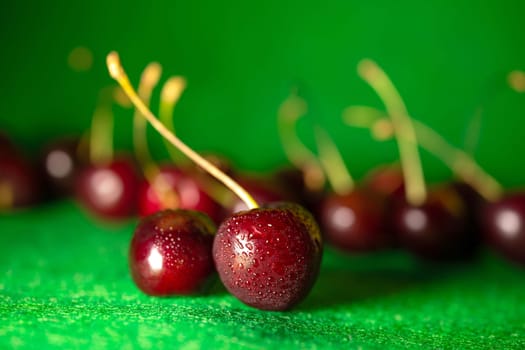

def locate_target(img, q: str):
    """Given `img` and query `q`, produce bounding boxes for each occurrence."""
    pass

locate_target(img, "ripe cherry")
[390,185,475,260]
[0,152,41,210]
[138,165,221,223]
[129,209,216,295]
[224,176,286,216]
[320,188,390,252]
[213,202,322,310]
[75,157,139,220]
[481,192,525,266]
[39,137,85,197]
[107,51,324,310]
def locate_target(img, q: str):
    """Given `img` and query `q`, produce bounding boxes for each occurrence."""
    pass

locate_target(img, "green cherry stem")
[107,51,259,210]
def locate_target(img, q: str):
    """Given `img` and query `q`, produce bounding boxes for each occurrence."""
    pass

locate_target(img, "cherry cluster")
[1,53,523,312]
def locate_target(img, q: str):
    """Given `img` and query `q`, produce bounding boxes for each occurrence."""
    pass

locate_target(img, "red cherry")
[129,209,216,295]
[0,152,41,210]
[363,164,404,197]
[138,165,221,223]
[213,202,322,311]
[482,192,525,266]
[39,137,85,197]
[320,188,391,252]
[75,157,139,220]
[390,185,475,261]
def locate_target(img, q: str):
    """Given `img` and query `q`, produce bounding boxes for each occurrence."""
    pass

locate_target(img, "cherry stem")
[344,107,503,201]
[358,59,427,206]
[277,89,326,191]
[107,51,259,210]
[89,86,116,165]
[133,62,162,180]
[314,126,354,195]
[160,76,188,164]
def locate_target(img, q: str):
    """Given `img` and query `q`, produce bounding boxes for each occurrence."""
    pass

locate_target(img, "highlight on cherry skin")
[129,209,216,296]
[213,202,323,311]
[105,51,324,310]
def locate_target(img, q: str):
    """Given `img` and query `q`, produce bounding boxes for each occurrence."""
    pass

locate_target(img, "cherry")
[274,167,324,212]
[0,152,41,210]
[481,192,525,265]
[75,157,139,220]
[320,188,390,252]
[138,165,221,223]
[129,209,216,295]
[107,51,324,310]
[390,185,476,260]
[213,202,322,310]
[362,164,404,197]
[39,137,85,197]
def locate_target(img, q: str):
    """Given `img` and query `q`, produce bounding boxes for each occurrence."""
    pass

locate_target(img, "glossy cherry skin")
[129,209,216,295]
[138,166,222,223]
[213,202,323,311]
[39,137,84,197]
[0,153,41,210]
[363,164,404,197]
[390,185,474,261]
[320,188,391,252]
[75,158,139,220]
[481,192,525,265]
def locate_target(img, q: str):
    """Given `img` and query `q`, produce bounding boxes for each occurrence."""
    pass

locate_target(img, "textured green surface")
[1,202,525,349]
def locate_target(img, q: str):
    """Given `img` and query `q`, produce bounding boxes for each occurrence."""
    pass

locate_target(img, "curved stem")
[133,62,162,177]
[277,89,326,191]
[314,126,354,195]
[160,76,188,164]
[343,106,503,200]
[358,59,427,206]
[107,52,259,210]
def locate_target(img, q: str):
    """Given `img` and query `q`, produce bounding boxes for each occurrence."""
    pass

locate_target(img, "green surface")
[1,202,525,349]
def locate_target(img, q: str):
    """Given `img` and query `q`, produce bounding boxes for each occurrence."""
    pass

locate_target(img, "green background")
[1,0,525,184]
[2,1,525,349]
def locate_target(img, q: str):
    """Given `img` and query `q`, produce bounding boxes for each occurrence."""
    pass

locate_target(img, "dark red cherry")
[363,164,404,197]
[451,181,485,233]
[138,165,221,223]
[320,188,391,252]
[482,192,525,266]
[0,152,41,210]
[75,157,139,220]
[213,202,322,310]
[129,209,216,295]
[391,185,474,261]
[39,137,85,197]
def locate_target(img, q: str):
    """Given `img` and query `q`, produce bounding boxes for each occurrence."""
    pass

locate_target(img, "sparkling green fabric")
[1,201,524,349]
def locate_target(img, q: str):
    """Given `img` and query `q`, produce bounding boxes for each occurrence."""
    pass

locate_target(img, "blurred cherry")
[482,192,525,266]
[39,137,85,197]
[0,152,41,210]
[138,165,221,223]
[320,188,390,252]
[75,157,139,220]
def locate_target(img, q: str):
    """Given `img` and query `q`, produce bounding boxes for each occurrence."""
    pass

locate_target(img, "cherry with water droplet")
[213,202,322,310]
[129,209,216,295]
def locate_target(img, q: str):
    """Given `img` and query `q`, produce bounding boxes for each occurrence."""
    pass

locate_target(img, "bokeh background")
[1,0,524,185]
